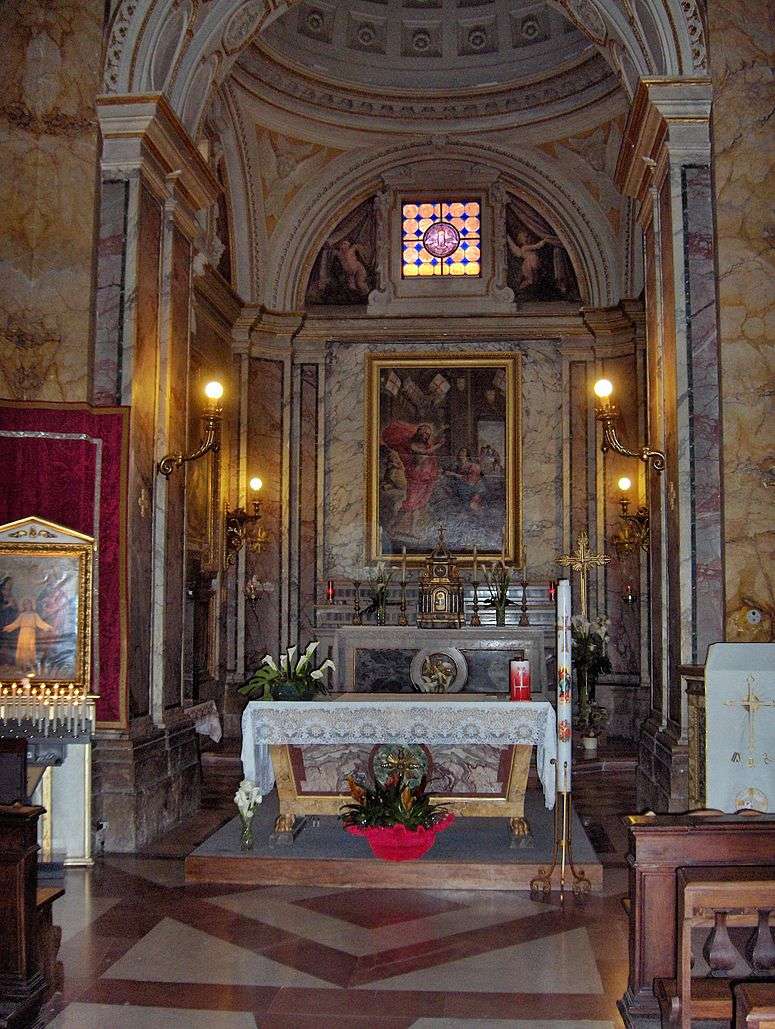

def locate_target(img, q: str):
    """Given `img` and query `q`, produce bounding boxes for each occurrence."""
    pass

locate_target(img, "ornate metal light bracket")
[225,499,267,565]
[595,398,666,473]
[158,382,224,477]
[611,498,650,557]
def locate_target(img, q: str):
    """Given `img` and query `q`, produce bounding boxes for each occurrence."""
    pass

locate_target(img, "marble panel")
[127,186,162,720]
[163,228,192,710]
[324,341,563,581]
[708,0,775,642]
[92,179,128,406]
[298,364,319,637]
[0,1,103,402]
[246,357,285,667]
[680,165,723,660]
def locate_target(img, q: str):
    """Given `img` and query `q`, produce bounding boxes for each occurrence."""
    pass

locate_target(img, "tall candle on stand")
[472,544,478,580]
[401,544,407,582]
[556,578,572,793]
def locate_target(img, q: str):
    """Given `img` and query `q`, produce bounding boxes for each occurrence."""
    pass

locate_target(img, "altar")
[240,693,556,843]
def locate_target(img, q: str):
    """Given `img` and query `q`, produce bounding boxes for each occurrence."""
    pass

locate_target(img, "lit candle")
[401,544,407,583]
[556,578,572,793]
[326,579,335,604]
[549,579,557,602]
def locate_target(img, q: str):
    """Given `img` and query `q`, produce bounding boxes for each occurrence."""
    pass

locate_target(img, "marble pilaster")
[616,78,723,810]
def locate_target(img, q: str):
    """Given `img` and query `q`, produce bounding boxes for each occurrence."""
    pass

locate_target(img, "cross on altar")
[558,530,609,619]
[724,674,775,752]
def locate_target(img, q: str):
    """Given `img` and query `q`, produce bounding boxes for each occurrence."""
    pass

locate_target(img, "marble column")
[616,79,723,811]
[91,95,222,850]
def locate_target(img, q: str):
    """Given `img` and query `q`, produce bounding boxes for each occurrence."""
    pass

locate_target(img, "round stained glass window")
[423,221,460,258]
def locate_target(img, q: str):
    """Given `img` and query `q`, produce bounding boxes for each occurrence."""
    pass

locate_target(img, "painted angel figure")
[2,598,52,671]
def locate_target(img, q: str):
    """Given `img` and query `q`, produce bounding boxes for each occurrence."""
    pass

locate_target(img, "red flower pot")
[345,814,455,861]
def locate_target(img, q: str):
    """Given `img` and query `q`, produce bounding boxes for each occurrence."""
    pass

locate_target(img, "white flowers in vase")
[234,779,263,820]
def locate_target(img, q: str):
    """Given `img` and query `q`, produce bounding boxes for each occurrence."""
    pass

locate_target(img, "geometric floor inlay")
[48,1005,258,1028]
[101,918,338,988]
[360,928,604,994]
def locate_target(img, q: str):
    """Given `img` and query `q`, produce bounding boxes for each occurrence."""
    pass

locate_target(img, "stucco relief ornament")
[223,0,269,54]
[555,0,608,45]
[103,0,140,91]
[680,0,708,71]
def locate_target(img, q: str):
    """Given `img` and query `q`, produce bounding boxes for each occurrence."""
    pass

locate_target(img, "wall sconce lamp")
[158,380,223,477]
[225,476,268,565]
[611,475,651,557]
[593,378,666,473]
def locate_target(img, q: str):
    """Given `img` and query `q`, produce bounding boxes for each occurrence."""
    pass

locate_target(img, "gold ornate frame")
[0,516,93,690]
[366,352,522,564]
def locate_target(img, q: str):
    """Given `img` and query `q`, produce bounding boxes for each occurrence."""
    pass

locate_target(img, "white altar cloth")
[241,697,557,808]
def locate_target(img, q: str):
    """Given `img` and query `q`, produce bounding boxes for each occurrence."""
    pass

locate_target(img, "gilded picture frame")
[0,517,93,689]
[366,353,522,564]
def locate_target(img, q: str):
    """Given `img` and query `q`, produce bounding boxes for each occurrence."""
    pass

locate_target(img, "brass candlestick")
[398,580,408,626]
[470,579,481,627]
[352,579,363,626]
[519,576,530,626]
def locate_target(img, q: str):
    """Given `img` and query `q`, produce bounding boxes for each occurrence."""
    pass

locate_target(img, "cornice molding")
[614,77,712,202]
[96,93,221,219]
[193,265,244,336]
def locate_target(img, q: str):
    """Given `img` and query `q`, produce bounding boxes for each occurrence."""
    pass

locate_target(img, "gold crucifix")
[558,530,609,619]
[724,674,775,752]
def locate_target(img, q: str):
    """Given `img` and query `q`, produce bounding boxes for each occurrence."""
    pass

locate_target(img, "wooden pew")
[654,866,775,1027]
[618,811,775,1026]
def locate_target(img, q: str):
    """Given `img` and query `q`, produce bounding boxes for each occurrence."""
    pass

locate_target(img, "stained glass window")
[402,200,481,278]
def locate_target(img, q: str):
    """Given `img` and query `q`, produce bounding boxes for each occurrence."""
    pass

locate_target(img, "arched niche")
[262,140,619,313]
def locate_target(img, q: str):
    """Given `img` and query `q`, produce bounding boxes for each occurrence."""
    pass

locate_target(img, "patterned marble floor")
[41,763,634,1028]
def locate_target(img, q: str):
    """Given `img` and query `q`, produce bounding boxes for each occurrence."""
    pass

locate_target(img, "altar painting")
[367,354,521,562]
[505,196,580,303]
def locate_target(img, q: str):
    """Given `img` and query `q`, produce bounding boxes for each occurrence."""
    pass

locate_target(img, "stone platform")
[185,789,602,891]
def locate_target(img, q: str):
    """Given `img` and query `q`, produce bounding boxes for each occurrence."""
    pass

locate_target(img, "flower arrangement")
[234,778,262,850]
[483,561,515,625]
[571,615,612,735]
[340,773,454,861]
[365,563,394,624]
[238,640,334,701]
[341,773,446,831]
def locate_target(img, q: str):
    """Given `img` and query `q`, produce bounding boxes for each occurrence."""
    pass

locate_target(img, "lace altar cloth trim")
[241,700,557,808]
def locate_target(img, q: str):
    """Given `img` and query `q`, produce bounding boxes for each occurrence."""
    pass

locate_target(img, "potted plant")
[340,773,454,861]
[483,561,515,626]
[571,615,612,754]
[238,640,334,701]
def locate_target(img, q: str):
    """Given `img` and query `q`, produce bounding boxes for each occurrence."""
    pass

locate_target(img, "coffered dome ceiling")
[235,0,622,134]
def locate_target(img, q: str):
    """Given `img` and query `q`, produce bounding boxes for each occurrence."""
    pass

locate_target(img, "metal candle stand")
[469,579,481,626]
[351,580,363,625]
[518,576,530,626]
[398,581,409,626]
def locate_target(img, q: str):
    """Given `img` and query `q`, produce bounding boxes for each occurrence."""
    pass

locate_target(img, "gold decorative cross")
[724,674,775,752]
[558,530,609,619]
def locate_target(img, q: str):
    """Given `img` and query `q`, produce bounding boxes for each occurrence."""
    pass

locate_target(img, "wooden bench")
[735,982,775,1028]
[619,811,775,1026]
[655,866,775,1028]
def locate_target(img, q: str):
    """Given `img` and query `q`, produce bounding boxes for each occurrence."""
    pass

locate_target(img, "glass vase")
[495,602,506,626]
[239,813,254,851]
[376,594,386,625]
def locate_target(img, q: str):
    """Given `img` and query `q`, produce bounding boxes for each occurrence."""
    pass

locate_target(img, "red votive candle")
[548,579,557,602]
[509,659,531,701]
[326,579,335,604]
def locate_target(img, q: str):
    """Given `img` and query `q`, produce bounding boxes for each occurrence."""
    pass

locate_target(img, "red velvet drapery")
[0,402,129,725]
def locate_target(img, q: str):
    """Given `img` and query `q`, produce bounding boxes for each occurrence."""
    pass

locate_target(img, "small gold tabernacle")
[417,526,464,629]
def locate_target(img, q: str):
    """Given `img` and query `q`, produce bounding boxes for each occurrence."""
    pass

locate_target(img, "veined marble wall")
[0,1,104,402]
[708,0,775,642]
[324,340,563,582]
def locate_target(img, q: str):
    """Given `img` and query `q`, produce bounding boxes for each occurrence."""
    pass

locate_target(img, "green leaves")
[340,773,446,831]
[238,642,335,701]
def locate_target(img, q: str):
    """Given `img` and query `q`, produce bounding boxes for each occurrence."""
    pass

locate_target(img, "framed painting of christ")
[366,353,522,564]
[0,517,93,686]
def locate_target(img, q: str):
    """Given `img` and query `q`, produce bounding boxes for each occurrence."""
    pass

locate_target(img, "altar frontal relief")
[367,354,521,562]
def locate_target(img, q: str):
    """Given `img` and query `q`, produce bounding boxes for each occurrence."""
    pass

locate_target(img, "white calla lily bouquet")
[234,779,263,820]
[238,640,335,701]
